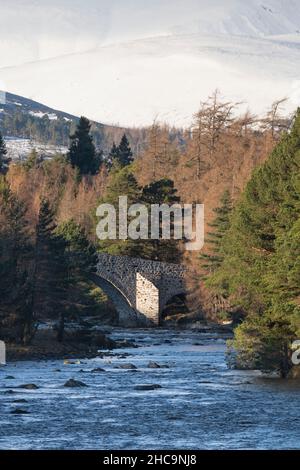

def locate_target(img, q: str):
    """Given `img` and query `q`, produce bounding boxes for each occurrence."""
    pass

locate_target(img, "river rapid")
[0,328,299,450]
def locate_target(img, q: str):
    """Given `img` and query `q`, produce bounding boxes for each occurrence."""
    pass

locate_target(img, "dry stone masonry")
[92,253,187,326]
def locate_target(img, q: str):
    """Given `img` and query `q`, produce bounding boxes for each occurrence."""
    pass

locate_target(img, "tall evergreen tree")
[56,219,97,279]
[118,134,133,167]
[32,199,69,340]
[0,132,10,175]
[0,178,32,344]
[97,166,143,256]
[108,142,119,164]
[200,190,232,274]
[67,117,100,175]
[97,171,182,262]
[54,219,97,341]
[207,109,300,377]
[110,134,133,168]
[141,178,182,263]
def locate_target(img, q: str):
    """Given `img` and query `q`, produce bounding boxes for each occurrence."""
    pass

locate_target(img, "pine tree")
[141,179,182,263]
[200,190,232,274]
[207,108,300,377]
[0,178,32,344]
[67,117,100,175]
[113,134,133,168]
[107,142,119,169]
[54,219,97,341]
[96,171,182,262]
[56,219,111,327]
[96,166,142,256]
[56,219,97,279]
[0,132,10,175]
[33,199,69,340]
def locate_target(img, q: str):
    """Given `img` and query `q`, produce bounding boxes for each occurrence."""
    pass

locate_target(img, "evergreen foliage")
[97,167,182,262]
[117,134,133,167]
[207,109,300,377]
[56,219,97,279]
[67,117,101,175]
[0,178,32,344]
[33,200,69,334]
[141,178,182,263]
[200,190,232,274]
[108,134,133,169]
[0,131,10,174]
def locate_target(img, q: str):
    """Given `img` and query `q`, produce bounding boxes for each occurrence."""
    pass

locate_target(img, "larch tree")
[187,91,236,179]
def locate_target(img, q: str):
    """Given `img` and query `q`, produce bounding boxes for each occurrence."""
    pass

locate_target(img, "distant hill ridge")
[0,91,149,159]
[1,92,79,122]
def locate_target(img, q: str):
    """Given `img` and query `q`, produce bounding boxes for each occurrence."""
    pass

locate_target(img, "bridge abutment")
[136,273,160,325]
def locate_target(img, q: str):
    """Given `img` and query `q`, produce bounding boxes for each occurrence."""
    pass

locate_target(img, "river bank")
[6,320,233,362]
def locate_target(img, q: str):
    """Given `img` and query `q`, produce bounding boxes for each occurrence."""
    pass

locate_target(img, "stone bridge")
[89,253,187,326]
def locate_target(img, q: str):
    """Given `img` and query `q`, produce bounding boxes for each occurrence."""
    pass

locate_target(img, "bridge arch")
[89,273,148,326]
[161,292,190,323]
[92,254,187,326]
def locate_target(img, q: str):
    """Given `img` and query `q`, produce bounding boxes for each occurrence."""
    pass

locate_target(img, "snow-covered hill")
[0,93,73,159]
[0,92,77,122]
[0,0,299,126]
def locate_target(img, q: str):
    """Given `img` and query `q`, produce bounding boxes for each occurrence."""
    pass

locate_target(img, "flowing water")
[0,328,299,450]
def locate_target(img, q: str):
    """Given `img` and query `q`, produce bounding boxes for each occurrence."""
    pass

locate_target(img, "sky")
[0,0,300,126]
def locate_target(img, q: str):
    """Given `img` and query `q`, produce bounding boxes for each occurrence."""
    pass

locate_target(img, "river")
[0,328,299,450]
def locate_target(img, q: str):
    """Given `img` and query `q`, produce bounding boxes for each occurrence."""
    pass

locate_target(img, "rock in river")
[64,379,88,388]
[147,361,161,369]
[11,408,30,415]
[116,363,137,370]
[134,384,162,391]
[18,384,39,390]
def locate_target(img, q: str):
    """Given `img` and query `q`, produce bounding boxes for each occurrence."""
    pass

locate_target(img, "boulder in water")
[116,363,137,370]
[11,408,30,414]
[91,367,106,373]
[134,384,162,391]
[18,384,39,390]
[64,379,88,388]
[147,361,161,369]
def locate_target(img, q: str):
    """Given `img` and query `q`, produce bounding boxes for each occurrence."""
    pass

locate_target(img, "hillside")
[0,92,148,159]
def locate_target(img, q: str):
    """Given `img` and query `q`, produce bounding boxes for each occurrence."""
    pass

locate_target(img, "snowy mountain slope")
[1,1,300,66]
[0,93,77,160]
[0,0,300,126]
[1,32,299,127]
[0,92,78,121]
